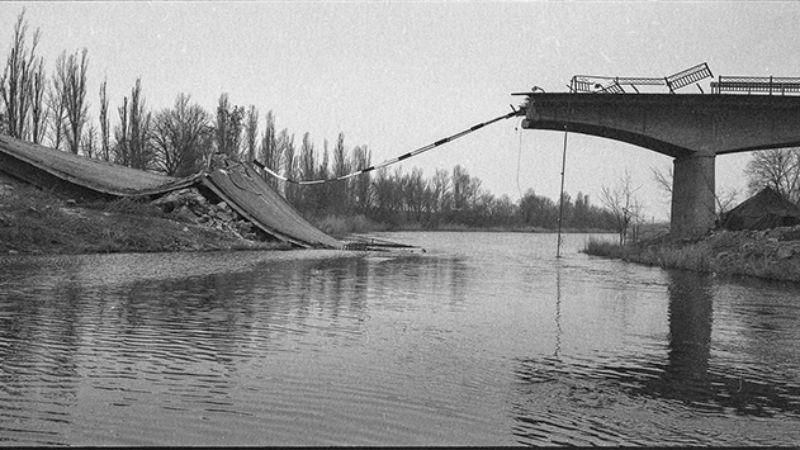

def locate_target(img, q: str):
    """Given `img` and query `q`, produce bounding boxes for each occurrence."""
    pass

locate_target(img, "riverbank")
[313,213,615,237]
[1,169,613,255]
[0,172,289,255]
[584,227,800,282]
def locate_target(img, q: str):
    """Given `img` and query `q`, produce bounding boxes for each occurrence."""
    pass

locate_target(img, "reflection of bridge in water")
[516,64,800,238]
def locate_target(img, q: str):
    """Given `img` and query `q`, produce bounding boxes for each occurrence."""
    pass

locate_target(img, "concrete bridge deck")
[516,92,800,237]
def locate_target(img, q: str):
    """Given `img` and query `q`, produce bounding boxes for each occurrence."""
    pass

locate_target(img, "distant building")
[719,187,800,230]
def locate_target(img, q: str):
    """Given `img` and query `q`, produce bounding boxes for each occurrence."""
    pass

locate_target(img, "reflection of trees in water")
[0,253,468,377]
[511,270,800,445]
[0,255,382,443]
[0,253,469,370]
[0,262,98,443]
[0,252,472,444]
[364,254,470,309]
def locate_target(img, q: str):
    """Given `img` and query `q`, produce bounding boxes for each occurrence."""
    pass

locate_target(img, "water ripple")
[1,234,799,445]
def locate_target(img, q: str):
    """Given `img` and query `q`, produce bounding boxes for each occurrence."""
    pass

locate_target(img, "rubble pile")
[151,188,263,241]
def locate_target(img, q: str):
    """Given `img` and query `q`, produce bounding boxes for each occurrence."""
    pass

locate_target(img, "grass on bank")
[311,213,613,239]
[584,238,712,272]
[584,229,800,282]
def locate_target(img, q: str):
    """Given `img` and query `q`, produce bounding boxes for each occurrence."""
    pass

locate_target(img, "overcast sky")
[3,1,799,220]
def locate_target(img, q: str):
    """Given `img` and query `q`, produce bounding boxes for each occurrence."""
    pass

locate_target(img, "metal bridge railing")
[569,62,712,94]
[711,76,800,95]
[665,63,713,93]
[569,75,665,94]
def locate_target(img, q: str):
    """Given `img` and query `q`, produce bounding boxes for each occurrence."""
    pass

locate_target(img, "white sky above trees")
[3,1,799,221]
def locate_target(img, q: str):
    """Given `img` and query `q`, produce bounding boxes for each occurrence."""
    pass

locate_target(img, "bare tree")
[46,62,66,150]
[80,124,97,158]
[350,144,372,214]
[151,93,212,176]
[651,166,672,195]
[319,139,329,180]
[258,110,281,189]
[279,129,296,202]
[330,132,350,212]
[431,168,451,214]
[214,93,243,158]
[244,104,258,163]
[57,48,89,154]
[601,170,643,245]
[114,78,152,169]
[0,10,41,139]
[98,77,110,161]
[29,56,46,143]
[715,187,740,220]
[114,96,129,164]
[745,148,800,203]
[127,78,151,169]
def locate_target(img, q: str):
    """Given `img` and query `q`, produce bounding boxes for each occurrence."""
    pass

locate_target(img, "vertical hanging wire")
[554,265,563,358]
[556,127,568,258]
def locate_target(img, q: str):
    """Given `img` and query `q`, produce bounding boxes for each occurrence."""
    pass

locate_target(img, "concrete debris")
[151,188,260,241]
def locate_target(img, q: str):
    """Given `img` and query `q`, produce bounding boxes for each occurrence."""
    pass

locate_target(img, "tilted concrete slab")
[0,135,342,249]
[203,164,342,249]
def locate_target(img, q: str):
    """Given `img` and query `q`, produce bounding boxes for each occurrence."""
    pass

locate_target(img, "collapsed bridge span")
[0,135,342,249]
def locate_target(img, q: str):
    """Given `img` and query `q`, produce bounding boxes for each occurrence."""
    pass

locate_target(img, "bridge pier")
[670,152,716,238]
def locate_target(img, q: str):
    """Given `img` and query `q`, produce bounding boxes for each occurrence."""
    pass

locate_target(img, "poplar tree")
[0,10,41,140]
[30,57,46,143]
[58,48,89,155]
[214,93,243,158]
[279,129,296,202]
[46,63,66,150]
[244,105,258,163]
[258,110,281,189]
[331,132,350,213]
[114,78,152,169]
[98,78,110,161]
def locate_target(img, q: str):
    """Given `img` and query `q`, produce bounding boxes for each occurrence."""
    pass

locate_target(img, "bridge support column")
[671,152,716,238]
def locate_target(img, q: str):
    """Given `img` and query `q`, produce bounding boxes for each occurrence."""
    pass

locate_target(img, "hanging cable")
[253,107,524,185]
[556,127,568,258]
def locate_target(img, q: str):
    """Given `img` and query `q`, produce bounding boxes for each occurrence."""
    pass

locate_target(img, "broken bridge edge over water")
[0,135,343,249]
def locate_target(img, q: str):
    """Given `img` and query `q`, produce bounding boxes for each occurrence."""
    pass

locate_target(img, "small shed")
[719,187,800,230]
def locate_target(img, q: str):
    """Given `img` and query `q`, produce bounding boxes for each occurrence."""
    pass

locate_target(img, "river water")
[0,232,799,446]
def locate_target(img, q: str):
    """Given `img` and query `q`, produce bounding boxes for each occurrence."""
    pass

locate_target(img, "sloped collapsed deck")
[0,135,342,249]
